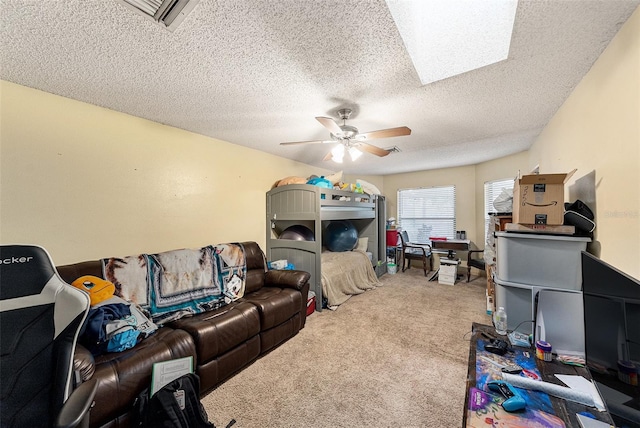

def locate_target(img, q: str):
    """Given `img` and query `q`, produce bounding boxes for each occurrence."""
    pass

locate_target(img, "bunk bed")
[266,184,386,311]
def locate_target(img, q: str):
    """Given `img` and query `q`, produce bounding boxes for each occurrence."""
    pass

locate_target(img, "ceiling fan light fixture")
[281,110,407,160]
[349,147,363,161]
[331,144,345,163]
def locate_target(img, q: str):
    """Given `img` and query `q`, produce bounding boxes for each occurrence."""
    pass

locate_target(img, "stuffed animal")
[71,275,116,306]
[275,176,308,187]
[339,182,364,193]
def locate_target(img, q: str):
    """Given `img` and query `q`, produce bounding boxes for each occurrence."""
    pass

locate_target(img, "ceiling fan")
[280,108,411,163]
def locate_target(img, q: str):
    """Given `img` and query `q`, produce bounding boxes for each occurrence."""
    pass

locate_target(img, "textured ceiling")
[1,0,638,175]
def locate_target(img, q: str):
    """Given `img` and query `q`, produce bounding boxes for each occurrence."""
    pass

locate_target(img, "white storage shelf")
[495,232,590,289]
[495,278,582,335]
[494,232,590,336]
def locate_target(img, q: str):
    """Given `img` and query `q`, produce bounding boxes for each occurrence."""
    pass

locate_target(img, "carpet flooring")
[201,268,491,427]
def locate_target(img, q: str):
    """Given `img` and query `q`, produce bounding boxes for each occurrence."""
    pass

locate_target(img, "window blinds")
[397,186,456,244]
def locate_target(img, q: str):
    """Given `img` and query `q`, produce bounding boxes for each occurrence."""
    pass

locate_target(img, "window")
[484,178,514,242]
[397,185,456,244]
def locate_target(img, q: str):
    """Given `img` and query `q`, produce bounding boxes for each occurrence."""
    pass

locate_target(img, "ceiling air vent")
[119,0,201,31]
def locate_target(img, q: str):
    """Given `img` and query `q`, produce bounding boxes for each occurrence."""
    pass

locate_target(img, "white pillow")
[325,170,343,185]
[356,179,381,195]
[355,237,368,252]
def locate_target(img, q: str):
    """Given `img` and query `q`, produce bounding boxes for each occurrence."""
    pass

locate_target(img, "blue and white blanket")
[102,243,246,324]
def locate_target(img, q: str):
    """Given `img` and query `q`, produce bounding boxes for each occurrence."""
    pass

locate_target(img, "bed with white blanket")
[321,249,381,310]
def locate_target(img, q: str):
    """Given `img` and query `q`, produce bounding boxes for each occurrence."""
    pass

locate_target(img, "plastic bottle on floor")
[494,307,508,335]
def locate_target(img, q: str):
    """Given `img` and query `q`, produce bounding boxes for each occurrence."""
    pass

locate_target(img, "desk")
[428,239,470,281]
[431,238,471,255]
[463,323,614,427]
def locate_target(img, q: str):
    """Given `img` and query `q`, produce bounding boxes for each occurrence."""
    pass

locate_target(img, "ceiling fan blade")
[323,151,333,161]
[316,116,343,135]
[355,142,391,157]
[280,140,328,146]
[357,126,411,140]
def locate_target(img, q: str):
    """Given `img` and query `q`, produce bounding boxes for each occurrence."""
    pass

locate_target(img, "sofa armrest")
[73,344,95,382]
[265,269,311,291]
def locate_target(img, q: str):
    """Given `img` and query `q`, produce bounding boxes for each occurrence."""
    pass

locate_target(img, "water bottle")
[494,306,508,335]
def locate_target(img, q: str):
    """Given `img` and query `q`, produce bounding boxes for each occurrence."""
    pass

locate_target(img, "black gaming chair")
[0,245,97,428]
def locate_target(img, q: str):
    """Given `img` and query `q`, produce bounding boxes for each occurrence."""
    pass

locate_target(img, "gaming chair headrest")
[0,245,57,300]
[1,244,91,427]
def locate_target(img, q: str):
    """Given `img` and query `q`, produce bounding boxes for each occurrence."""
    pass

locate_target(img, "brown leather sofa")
[57,242,310,428]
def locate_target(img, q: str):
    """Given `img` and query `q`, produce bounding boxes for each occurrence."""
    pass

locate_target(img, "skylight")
[386,0,517,85]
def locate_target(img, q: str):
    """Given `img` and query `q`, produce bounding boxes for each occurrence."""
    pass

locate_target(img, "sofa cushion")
[88,327,196,428]
[168,301,260,364]
[196,335,261,394]
[244,268,265,294]
[259,315,299,353]
[243,287,302,330]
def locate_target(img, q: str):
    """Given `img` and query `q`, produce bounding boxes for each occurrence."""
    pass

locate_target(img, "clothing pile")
[72,275,158,355]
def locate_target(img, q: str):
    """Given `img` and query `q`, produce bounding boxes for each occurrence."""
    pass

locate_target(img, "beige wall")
[383,165,478,246]
[381,152,529,264]
[0,81,329,264]
[528,6,640,277]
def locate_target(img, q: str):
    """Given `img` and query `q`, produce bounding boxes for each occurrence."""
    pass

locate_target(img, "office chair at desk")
[1,245,97,428]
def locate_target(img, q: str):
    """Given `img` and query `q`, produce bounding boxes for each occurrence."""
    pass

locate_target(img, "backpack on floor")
[134,373,214,428]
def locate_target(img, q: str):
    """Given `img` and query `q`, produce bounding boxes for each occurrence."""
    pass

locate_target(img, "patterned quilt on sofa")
[102,243,246,324]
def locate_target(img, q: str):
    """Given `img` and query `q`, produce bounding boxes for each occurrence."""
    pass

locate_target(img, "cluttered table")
[463,323,614,428]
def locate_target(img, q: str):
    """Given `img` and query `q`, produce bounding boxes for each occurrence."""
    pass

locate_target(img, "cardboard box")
[486,290,494,315]
[512,169,576,225]
[486,265,495,295]
[504,222,575,235]
[486,265,496,314]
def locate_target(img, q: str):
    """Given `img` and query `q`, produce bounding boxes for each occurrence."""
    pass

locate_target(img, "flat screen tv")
[582,251,640,427]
